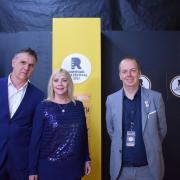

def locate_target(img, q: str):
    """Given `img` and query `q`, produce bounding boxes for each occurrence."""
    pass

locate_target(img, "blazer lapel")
[11,83,32,119]
[141,87,150,133]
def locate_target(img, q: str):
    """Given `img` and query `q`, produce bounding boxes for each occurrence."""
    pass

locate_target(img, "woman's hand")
[29,175,38,180]
[85,161,91,176]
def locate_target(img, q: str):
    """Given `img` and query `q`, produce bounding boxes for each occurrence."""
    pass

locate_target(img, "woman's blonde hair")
[47,68,74,102]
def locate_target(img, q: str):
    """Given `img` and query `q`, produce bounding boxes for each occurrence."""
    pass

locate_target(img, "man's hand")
[29,175,38,180]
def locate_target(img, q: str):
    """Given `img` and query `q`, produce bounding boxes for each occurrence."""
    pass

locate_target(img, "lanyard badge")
[126,131,136,147]
[126,122,135,147]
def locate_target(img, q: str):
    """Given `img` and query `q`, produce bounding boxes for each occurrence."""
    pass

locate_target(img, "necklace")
[58,103,68,114]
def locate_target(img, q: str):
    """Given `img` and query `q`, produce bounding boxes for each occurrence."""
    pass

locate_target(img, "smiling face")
[52,73,69,98]
[11,52,36,83]
[119,58,141,89]
[47,69,74,101]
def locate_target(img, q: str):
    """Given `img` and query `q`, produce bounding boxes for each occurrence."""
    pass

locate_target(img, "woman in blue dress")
[29,69,91,180]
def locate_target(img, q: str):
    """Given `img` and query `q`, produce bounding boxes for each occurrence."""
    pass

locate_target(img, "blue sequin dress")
[29,100,90,180]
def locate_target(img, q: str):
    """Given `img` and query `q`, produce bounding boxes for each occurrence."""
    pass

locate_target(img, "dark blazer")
[106,87,167,180]
[0,77,44,170]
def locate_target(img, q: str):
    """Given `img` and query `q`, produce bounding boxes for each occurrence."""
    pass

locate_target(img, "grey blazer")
[106,87,167,180]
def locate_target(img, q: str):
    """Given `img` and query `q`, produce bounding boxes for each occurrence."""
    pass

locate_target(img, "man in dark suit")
[0,48,44,180]
[106,57,167,180]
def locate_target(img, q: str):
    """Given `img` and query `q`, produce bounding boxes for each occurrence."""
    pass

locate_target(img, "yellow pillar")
[52,18,101,180]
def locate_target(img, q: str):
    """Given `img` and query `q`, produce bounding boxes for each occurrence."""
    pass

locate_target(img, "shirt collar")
[8,74,29,90]
[123,86,141,99]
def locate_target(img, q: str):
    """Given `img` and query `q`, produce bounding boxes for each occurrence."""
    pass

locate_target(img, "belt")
[122,162,148,167]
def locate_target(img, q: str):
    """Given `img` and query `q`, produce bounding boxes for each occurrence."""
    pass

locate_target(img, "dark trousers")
[0,156,28,180]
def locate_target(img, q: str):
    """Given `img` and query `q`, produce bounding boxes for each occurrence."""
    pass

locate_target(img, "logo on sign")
[170,75,180,97]
[139,75,151,89]
[62,53,91,84]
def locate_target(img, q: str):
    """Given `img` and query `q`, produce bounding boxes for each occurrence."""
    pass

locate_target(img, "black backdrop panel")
[0,31,180,180]
[102,31,180,180]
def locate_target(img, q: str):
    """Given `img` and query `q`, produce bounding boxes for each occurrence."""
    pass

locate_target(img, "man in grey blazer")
[106,57,167,180]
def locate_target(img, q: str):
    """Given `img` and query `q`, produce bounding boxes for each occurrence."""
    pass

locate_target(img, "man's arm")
[106,96,114,140]
[157,94,167,141]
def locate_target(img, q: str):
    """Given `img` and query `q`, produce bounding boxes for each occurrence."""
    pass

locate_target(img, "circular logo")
[139,75,151,89]
[170,75,180,97]
[62,53,91,84]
